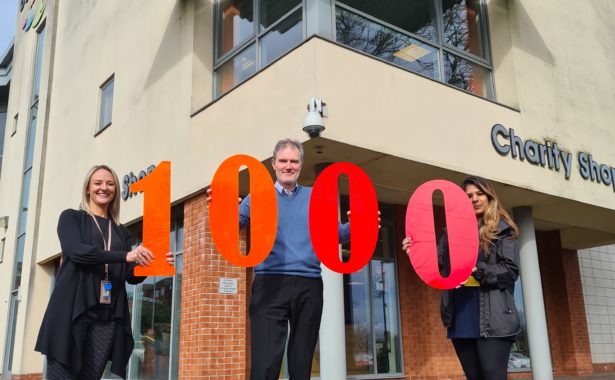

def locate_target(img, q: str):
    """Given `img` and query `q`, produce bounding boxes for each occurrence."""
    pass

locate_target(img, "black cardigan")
[35,209,145,378]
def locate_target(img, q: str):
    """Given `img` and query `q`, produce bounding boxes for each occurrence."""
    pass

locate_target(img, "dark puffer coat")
[439,220,521,338]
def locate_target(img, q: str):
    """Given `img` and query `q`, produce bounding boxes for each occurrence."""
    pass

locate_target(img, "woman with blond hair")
[403,176,520,380]
[36,165,173,379]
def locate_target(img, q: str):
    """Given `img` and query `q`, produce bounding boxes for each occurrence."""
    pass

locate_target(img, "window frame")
[340,200,405,378]
[123,205,184,380]
[213,0,306,97]
[334,0,495,99]
[96,74,115,135]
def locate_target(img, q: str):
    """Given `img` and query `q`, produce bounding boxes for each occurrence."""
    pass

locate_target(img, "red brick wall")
[536,230,593,376]
[11,375,42,380]
[179,193,249,379]
[176,196,598,379]
[394,204,466,379]
[594,363,615,372]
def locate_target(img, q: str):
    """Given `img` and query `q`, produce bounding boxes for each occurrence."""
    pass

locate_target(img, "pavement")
[554,373,615,380]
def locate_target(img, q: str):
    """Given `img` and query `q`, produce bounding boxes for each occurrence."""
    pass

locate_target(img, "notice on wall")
[219,278,238,294]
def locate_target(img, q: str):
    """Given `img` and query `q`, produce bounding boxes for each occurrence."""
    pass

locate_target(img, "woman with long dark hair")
[36,165,173,379]
[403,176,521,380]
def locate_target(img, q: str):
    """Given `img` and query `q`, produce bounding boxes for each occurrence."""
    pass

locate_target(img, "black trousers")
[46,317,115,380]
[249,275,323,380]
[451,338,513,380]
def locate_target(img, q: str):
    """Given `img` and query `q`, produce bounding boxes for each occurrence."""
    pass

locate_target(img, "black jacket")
[439,220,521,338]
[35,209,145,378]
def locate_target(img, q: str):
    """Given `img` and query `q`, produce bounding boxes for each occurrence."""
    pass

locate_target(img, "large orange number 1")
[130,161,175,276]
[209,155,278,267]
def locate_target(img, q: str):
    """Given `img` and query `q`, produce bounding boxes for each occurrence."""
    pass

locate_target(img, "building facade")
[0,0,614,379]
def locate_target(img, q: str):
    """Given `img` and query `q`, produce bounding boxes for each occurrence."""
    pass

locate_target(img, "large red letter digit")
[309,163,379,274]
[130,161,175,276]
[209,155,277,267]
[405,180,478,289]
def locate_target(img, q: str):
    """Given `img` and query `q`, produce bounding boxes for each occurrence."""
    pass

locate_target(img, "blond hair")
[81,165,121,223]
[462,176,519,255]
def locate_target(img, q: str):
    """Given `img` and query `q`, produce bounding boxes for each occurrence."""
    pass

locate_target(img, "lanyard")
[91,214,112,280]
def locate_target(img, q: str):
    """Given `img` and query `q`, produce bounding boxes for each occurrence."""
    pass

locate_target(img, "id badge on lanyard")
[100,279,113,304]
[92,215,113,304]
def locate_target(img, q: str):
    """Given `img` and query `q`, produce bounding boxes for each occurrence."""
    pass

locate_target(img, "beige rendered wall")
[505,0,615,195]
[33,1,615,258]
[0,1,57,374]
[11,0,200,374]
[6,0,615,374]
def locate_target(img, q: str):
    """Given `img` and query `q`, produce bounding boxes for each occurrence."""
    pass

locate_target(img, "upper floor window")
[98,75,114,133]
[0,108,6,176]
[214,0,304,97]
[336,0,493,99]
[0,237,5,263]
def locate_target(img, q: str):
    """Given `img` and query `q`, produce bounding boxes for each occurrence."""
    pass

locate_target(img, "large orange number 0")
[209,155,278,267]
[405,180,478,289]
[130,161,175,276]
[309,163,379,274]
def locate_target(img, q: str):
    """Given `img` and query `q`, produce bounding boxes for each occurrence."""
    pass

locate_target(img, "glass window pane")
[32,27,46,103]
[171,206,184,253]
[344,265,374,375]
[18,169,32,235]
[170,254,183,377]
[14,234,26,290]
[217,0,255,58]
[6,294,19,369]
[24,104,38,170]
[260,0,301,31]
[443,51,492,97]
[99,79,114,130]
[371,260,402,374]
[260,9,303,66]
[0,111,6,175]
[509,277,531,370]
[336,8,439,80]
[130,276,174,379]
[441,0,486,58]
[338,0,437,41]
[215,44,257,96]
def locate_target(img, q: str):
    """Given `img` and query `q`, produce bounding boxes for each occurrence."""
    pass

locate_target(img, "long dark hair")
[462,176,519,255]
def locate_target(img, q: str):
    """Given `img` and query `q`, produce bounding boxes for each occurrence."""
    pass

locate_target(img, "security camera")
[303,98,326,138]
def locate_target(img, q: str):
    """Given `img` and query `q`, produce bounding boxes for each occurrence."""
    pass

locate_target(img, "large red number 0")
[209,155,278,267]
[130,161,175,276]
[405,180,478,289]
[309,163,379,274]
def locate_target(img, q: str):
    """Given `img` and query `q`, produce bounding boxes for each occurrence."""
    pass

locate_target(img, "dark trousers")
[451,338,513,380]
[46,319,115,380]
[249,275,323,380]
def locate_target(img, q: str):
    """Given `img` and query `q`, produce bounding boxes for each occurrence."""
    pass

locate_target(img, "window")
[0,237,5,263]
[214,0,304,97]
[98,75,114,133]
[336,0,493,99]
[11,113,17,136]
[106,205,184,379]
[509,278,531,371]
[341,201,403,376]
[0,107,6,176]
[6,25,46,376]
